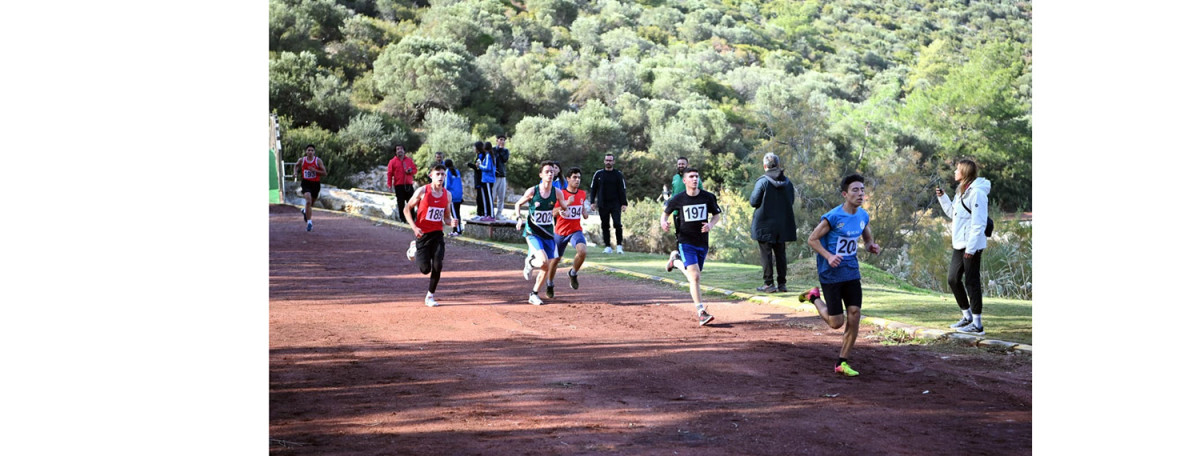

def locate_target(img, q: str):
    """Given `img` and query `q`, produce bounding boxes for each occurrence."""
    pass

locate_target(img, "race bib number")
[425,207,445,222]
[682,204,708,222]
[303,169,316,179]
[532,210,553,225]
[562,205,583,220]
[835,236,858,256]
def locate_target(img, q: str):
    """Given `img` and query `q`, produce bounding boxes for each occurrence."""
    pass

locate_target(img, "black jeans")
[948,248,984,314]
[598,206,623,247]
[395,184,415,221]
[757,241,787,287]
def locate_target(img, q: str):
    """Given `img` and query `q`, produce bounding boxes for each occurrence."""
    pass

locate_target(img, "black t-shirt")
[663,190,721,247]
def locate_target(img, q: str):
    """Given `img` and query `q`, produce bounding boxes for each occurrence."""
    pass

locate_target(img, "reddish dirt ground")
[269,205,1032,455]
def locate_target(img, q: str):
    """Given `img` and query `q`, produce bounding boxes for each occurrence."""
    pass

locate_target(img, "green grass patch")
[482,241,1033,345]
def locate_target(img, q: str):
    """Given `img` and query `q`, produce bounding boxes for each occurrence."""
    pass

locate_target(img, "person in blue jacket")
[467,141,496,221]
[444,158,464,236]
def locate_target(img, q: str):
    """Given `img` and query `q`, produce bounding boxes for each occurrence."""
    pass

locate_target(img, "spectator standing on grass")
[661,167,722,327]
[936,158,992,336]
[590,153,628,254]
[296,144,327,232]
[467,141,496,221]
[750,152,796,293]
[798,174,882,377]
[492,134,510,220]
[444,158,464,237]
[387,145,417,222]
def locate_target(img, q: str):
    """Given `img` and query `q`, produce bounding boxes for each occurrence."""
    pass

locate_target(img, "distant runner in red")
[403,164,458,307]
[545,167,590,297]
[296,144,327,232]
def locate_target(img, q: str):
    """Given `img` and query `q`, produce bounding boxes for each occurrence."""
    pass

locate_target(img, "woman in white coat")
[935,159,991,336]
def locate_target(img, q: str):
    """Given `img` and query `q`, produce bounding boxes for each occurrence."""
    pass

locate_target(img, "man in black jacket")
[589,153,628,254]
[492,134,510,219]
[749,152,797,293]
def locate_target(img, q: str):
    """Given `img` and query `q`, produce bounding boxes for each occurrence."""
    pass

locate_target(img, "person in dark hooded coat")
[749,152,797,293]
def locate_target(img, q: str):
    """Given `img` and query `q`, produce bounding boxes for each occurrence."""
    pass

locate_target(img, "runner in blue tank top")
[799,174,882,377]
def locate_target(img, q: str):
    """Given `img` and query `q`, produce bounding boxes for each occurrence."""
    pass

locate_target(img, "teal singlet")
[524,185,557,239]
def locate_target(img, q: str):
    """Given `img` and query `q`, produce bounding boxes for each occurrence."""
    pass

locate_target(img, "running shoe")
[306,220,313,232]
[777,285,788,292]
[425,295,439,307]
[949,316,972,329]
[957,323,985,336]
[756,285,777,293]
[800,287,820,303]
[546,284,555,298]
[406,240,416,261]
[569,269,579,290]
[604,246,613,254]
[529,292,543,306]
[616,245,624,254]
[698,311,715,327]
[835,361,859,377]
[522,254,533,280]
[666,250,680,272]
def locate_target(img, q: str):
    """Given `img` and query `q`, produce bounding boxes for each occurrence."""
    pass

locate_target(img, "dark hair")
[567,167,582,178]
[431,164,447,172]
[604,153,615,159]
[676,156,688,162]
[497,134,507,140]
[305,144,316,150]
[485,141,493,150]
[840,174,865,193]
[443,159,459,176]
[683,167,700,176]
[444,158,455,169]
[539,160,556,170]
[473,141,484,152]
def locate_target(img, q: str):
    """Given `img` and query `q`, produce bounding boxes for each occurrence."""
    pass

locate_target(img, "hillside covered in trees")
[270,0,1031,212]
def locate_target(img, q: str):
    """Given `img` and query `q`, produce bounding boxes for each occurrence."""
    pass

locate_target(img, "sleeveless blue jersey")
[816,204,870,284]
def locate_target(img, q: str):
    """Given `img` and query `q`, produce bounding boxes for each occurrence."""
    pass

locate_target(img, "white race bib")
[682,204,708,222]
[562,205,582,220]
[303,169,316,179]
[835,236,858,256]
[425,207,445,222]
[532,210,553,225]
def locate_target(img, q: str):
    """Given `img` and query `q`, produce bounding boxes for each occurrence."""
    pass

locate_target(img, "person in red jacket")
[403,164,458,307]
[387,145,417,221]
[295,144,327,232]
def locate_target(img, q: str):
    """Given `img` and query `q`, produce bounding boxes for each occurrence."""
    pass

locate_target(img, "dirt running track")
[269,205,1032,455]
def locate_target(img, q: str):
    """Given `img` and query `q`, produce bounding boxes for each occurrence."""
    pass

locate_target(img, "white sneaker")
[616,245,624,254]
[522,254,533,280]
[604,246,613,254]
[425,295,439,307]
[306,220,313,232]
[528,293,543,306]
[406,240,416,261]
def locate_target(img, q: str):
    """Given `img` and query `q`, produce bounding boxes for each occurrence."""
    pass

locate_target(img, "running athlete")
[295,144,327,232]
[798,174,882,377]
[545,167,590,297]
[511,161,566,305]
[660,167,722,326]
[403,164,459,307]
